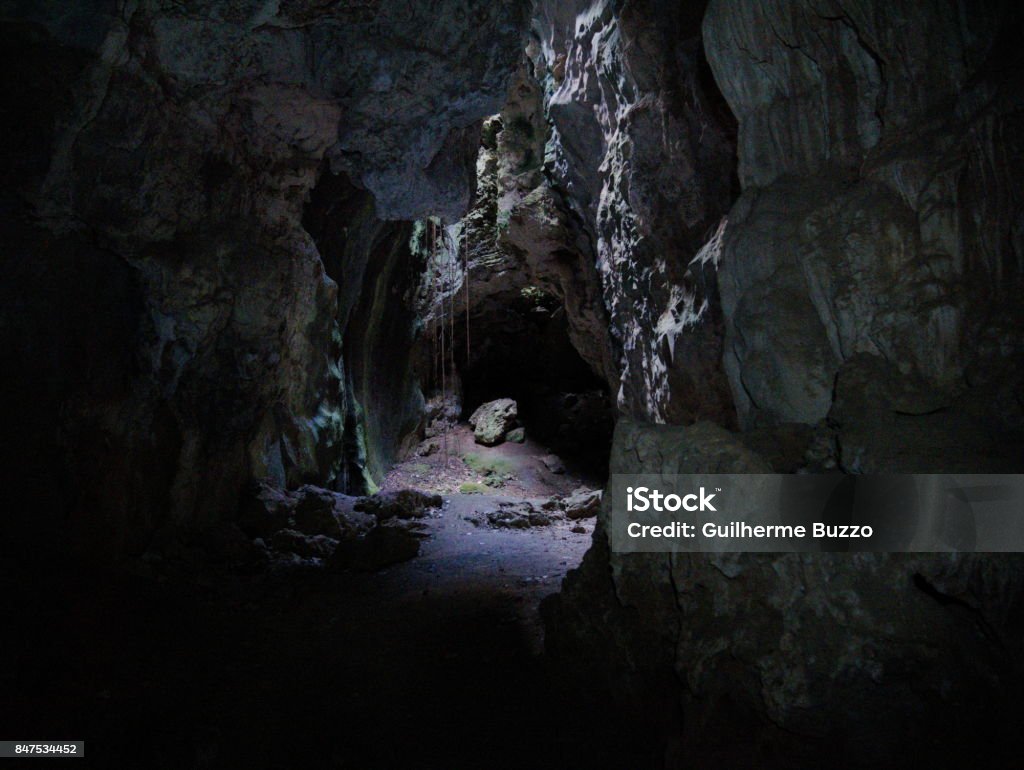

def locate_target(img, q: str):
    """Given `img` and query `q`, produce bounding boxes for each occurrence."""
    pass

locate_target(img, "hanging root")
[425,218,474,480]
[464,225,470,364]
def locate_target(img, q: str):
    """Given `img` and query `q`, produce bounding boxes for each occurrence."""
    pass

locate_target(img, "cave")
[2,1,1023,768]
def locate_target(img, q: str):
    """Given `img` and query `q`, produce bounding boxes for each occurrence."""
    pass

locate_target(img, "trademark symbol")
[715,488,721,492]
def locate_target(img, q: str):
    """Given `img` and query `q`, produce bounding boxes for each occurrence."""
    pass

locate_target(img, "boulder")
[424,392,462,439]
[468,398,518,445]
[532,497,564,512]
[739,423,817,472]
[196,522,265,566]
[416,439,441,457]
[240,482,373,546]
[270,529,339,560]
[291,486,346,537]
[292,485,372,540]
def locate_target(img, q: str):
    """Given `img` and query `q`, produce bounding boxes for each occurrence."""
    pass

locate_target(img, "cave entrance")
[379,106,615,507]
[391,213,614,508]
[457,289,613,479]
[425,269,613,482]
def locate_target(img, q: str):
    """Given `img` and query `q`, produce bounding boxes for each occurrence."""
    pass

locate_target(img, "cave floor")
[2,491,613,768]
[382,423,603,499]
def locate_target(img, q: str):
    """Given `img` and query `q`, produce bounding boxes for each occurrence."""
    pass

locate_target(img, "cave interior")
[2,0,1024,768]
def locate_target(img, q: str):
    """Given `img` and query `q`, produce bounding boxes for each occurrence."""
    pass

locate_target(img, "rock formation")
[540,1,1024,766]
[530,0,740,425]
[3,0,531,558]
[410,68,616,471]
[705,0,1024,439]
[468,398,519,446]
[546,418,1024,766]
[237,482,427,571]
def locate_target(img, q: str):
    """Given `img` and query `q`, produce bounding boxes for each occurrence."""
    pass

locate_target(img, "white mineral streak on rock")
[532,0,738,426]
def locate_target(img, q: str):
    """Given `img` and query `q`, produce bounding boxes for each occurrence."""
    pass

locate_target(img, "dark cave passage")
[433,295,614,479]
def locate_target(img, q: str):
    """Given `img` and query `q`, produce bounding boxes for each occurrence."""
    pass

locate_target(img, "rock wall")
[416,0,743,468]
[412,62,616,399]
[530,0,739,425]
[1,1,529,560]
[498,61,618,391]
[705,0,1024,435]
[542,1,1024,766]
[301,170,424,494]
[546,419,1024,767]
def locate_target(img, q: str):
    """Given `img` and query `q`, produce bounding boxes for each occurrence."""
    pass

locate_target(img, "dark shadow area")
[448,295,615,479]
[0,553,642,770]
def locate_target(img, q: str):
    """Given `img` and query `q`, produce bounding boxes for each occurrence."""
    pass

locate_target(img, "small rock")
[564,487,602,519]
[506,427,526,443]
[540,454,566,474]
[268,551,321,572]
[485,500,556,528]
[539,496,564,512]
[416,440,441,457]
